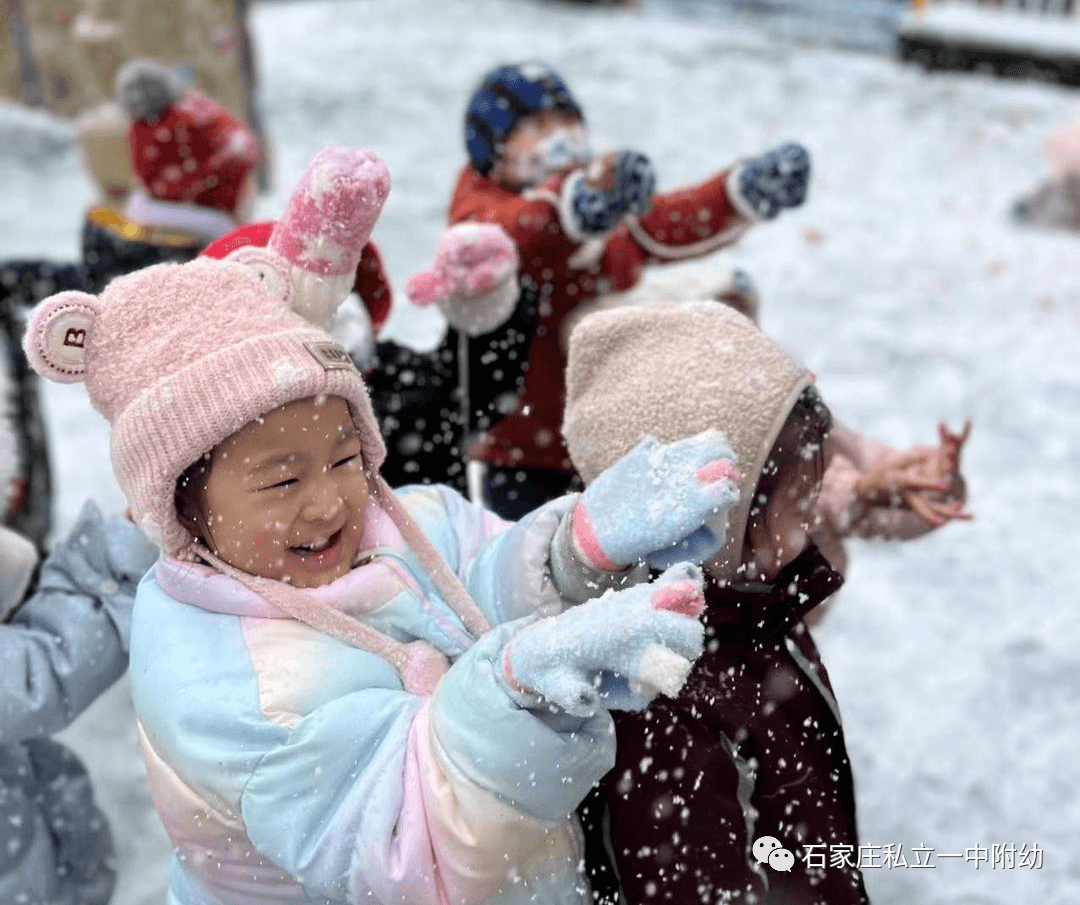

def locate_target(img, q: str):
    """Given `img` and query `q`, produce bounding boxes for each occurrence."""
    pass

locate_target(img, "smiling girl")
[20,151,742,905]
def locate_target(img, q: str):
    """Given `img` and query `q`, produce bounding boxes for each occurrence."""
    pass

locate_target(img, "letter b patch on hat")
[22,291,103,383]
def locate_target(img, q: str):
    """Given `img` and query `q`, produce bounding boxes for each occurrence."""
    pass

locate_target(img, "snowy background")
[3,0,1079,902]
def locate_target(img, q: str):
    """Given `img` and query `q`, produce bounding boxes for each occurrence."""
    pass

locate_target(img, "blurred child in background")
[398,61,811,516]
[2,378,155,902]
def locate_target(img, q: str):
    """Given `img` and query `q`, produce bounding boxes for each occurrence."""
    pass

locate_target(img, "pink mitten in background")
[407,223,520,336]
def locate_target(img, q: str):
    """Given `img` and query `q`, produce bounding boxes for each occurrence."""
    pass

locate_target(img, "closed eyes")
[256,447,359,490]
[333,453,360,469]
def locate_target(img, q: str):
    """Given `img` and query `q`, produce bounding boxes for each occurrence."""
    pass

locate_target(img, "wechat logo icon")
[753,835,795,873]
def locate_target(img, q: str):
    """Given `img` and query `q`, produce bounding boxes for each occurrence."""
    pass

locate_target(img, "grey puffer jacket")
[0,500,157,905]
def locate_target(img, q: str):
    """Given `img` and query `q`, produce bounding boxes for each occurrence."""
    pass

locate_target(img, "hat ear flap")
[22,291,102,383]
[226,248,295,308]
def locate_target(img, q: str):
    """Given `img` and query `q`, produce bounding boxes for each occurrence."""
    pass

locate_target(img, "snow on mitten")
[729,142,811,220]
[406,223,520,336]
[568,150,656,236]
[256,148,391,329]
[572,429,739,572]
[502,562,706,717]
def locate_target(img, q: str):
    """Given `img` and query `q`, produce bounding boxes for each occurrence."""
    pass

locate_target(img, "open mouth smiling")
[289,528,344,558]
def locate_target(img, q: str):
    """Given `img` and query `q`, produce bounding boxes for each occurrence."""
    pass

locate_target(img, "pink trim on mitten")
[649,579,706,618]
[571,504,623,572]
[698,460,740,486]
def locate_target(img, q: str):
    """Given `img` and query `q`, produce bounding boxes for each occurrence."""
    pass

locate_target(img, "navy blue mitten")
[733,142,811,219]
[569,151,656,236]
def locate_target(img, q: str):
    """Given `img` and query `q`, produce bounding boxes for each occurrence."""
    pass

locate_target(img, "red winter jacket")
[129,90,261,215]
[449,164,752,474]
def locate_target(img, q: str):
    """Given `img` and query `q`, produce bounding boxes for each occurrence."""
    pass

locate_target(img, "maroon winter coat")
[562,301,872,905]
[598,545,869,905]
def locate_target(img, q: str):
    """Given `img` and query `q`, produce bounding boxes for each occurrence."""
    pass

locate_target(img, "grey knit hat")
[115,59,181,122]
[563,301,811,579]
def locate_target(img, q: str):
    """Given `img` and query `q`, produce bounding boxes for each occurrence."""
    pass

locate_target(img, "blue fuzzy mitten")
[569,150,657,236]
[732,142,811,220]
[572,429,739,572]
[502,562,706,717]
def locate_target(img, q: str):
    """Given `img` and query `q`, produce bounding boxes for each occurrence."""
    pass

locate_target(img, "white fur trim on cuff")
[437,274,519,337]
[557,169,596,245]
[725,164,767,224]
[327,295,376,369]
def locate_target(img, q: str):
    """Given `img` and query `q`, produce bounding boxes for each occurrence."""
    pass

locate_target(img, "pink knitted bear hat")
[22,148,495,695]
[23,257,385,557]
[21,148,392,559]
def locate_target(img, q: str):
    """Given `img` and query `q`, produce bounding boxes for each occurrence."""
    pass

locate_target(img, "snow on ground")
[898,2,1080,56]
[3,0,1079,902]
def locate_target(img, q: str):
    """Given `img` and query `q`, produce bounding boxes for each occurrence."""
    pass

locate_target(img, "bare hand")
[854,421,973,527]
[582,152,619,191]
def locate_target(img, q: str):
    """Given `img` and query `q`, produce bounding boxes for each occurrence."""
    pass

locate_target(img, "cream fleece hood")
[563,301,811,580]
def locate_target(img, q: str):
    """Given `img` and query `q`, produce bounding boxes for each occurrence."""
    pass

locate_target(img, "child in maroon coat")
[562,302,969,905]
[414,62,811,517]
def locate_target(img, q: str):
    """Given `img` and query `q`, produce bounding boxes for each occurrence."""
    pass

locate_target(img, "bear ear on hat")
[22,291,103,383]
[225,247,295,308]
[198,220,295,309]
